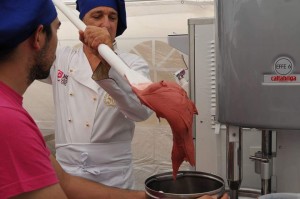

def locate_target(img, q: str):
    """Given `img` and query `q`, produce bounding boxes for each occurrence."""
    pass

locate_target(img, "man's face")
[82,6,118,41]
[29,18,61,82]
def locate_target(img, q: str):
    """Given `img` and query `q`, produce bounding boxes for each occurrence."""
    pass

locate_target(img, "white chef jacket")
[46,44,153,189]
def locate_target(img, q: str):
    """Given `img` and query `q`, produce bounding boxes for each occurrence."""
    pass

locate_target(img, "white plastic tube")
[52,0,131,78]
[53,0,86,31]
[97,44,130,76]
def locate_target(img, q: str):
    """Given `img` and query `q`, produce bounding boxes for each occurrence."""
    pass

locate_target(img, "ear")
[32,25,45,50]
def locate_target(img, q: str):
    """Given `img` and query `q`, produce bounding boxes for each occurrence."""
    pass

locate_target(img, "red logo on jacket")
[57,70,68,86]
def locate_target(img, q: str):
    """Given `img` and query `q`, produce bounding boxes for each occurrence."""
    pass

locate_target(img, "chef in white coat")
[44,0,153,189]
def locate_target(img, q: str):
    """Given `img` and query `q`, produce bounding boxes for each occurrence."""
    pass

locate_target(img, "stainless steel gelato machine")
[215,0,300,130]
[215,0,300,198]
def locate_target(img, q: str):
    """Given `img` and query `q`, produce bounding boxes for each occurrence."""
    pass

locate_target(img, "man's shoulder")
[0,91,32,131]
[56,45,81,56]
[0,105,28,138]
[0,95,20,113]
[53,45,82,71]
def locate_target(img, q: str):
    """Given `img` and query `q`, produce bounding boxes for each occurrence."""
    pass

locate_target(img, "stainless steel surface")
[261,179,272,196]
[229,190,239,199]
[226,188,261,199]
[261,130,273,194]
[250,151,264,174]
[226,126,242,199]
[262,131,272,158]
[249,131,273,195]
[145,171,225,199]
[215,0,300,130]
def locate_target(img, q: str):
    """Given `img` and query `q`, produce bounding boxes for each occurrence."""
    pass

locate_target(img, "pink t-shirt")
[0,81,59,199]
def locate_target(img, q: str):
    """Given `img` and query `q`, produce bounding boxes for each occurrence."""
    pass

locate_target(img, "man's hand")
[79,25,112,78]
[79,26,113,57]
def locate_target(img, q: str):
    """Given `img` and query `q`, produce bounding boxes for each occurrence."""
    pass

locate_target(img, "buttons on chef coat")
[70,92,74,96]
[86,122,90,127]
[68,119,72,122]
[93,97,97,101]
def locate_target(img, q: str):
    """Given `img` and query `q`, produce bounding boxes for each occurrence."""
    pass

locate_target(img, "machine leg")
[226,125,243,199]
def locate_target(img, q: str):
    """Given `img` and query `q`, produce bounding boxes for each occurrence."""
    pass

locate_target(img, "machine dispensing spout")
[249,130,275,195]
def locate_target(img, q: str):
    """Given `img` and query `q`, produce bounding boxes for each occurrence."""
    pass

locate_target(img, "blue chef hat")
[76,0,127,37]
[0,0,57,49]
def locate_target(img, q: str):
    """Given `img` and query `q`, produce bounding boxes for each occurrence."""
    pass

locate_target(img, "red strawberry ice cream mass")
[131,80,198,179]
